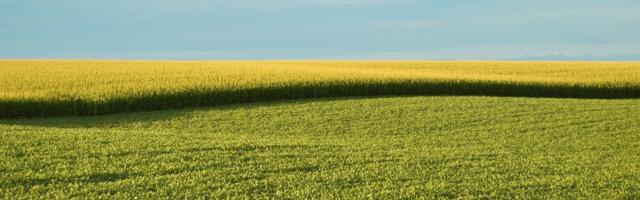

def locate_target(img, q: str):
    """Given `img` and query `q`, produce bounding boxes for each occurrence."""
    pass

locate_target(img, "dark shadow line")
[1,80,639,119]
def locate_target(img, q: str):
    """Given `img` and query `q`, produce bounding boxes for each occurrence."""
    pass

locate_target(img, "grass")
[2,60,640,118]
[2,96,640,199]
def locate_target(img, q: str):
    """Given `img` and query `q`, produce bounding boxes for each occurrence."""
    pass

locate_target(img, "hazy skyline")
[1,0,639,60]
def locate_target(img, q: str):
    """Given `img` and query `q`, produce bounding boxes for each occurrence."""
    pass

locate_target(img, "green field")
[2,96,640,199]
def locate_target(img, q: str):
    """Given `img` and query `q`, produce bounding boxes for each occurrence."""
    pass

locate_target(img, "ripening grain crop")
[1,60,640,118]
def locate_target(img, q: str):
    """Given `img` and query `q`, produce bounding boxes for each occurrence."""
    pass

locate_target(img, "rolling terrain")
[2,96,640,198]
[1,60,640,198]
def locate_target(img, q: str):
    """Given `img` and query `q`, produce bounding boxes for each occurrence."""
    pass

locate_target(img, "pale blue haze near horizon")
[1,0,639,60]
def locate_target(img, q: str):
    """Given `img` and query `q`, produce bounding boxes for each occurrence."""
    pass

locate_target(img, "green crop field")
[2,96,640,198]
[1,61,640,198]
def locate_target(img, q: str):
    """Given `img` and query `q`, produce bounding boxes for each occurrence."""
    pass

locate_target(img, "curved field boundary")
[1,80,639,118]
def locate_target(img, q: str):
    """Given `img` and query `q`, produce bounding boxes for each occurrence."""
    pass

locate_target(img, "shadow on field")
[1,91,638,129]
[0,96,372,128]
[4,143,331,188]
[1,80,639,119]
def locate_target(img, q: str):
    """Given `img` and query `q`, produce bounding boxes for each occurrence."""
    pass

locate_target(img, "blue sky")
[1,0,639,60]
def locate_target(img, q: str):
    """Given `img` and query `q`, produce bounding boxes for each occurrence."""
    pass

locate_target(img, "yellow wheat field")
[2,60,640,101]
[1,60,640,118]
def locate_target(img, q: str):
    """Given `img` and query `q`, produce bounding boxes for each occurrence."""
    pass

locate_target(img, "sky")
[1,0,639,60]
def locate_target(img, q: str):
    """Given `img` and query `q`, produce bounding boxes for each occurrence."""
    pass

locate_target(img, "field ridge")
[2,80,640,118]
[2,60,639,118]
